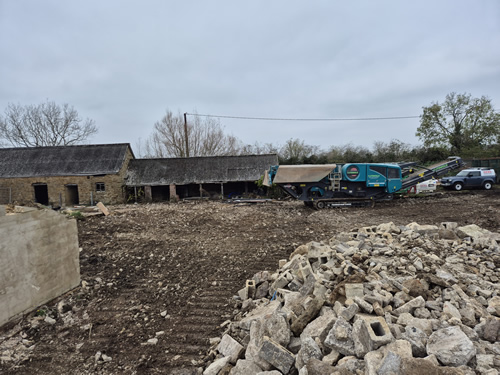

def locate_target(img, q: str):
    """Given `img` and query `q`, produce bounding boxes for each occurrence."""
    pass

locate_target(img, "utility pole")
[183,112,190,158]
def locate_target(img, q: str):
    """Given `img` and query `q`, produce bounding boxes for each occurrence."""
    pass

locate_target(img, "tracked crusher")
[263,157,464,208]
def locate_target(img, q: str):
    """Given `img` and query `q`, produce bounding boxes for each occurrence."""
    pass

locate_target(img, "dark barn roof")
[0,143,133,178]
[126,154,278,186]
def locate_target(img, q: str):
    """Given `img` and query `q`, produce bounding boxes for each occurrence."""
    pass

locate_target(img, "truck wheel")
[453,182,463,191]
[483,181,493,190]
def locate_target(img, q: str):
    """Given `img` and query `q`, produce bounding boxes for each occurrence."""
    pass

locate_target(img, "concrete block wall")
[0,209,80,327]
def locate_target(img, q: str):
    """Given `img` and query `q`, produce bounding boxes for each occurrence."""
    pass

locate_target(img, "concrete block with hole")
[353,314,394,357]
[297,260,314,282]
[246,279,256,299]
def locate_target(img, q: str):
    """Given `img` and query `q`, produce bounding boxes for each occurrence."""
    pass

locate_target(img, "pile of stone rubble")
[203,222,500,375]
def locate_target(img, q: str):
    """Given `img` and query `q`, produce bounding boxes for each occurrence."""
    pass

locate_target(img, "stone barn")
[0,143,135,206]
[125,154,278,202]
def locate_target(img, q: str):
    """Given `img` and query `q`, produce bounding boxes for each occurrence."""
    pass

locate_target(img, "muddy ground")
[1,189,500,374]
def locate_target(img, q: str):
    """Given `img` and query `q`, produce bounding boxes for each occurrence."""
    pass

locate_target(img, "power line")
[185,113,420,121]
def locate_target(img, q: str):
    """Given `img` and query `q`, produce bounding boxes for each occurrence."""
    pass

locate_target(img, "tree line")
[1,93,499,163]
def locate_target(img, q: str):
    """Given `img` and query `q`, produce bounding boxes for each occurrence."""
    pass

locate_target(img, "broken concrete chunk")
[287,336,302,355]
[456,224,490,240]
[238,286,249,300]
[405,222,439,235]
[339,302,359,322]
[324,317,355,356]
[245,320,273,371]
[401,325,428,357]
[345,283,364,300]
[442,301,462,321]
[336,355,365,373]
[217,334,244,364]
[300,309,336,343]
[487,296,500,317]
[426,326,476,367]
[377,222,401,234]
[392,296,425,316]
[377,350,401,375]
[305,358,336,375]
[230,359,263,375]
[481,317,500,343]
[237,300,281,331]
[322,349,340,366]
[271,270,293,292]
[203,356,231,375]
[290,296,324,336]
[258,337,295,374]
[400,357,466,375]
[295,336,322,370]
[353,296,373,314]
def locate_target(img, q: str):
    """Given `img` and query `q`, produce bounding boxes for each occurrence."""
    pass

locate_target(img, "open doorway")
[33,184,49,205]
[65,185,79,206]
[151,185,170,202]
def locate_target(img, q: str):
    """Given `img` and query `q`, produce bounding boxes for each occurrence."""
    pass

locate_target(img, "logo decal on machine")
[347,166,360,179]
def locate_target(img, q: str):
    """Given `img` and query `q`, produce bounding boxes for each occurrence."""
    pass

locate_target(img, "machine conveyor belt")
[400,157,464,190]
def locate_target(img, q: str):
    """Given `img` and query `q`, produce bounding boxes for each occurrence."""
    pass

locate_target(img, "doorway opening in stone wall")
[33,184,49,205]
[65,185,79,206]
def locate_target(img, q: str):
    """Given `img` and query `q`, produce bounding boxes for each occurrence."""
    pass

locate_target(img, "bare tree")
[143,110,242,158]
[0,101,98,147]
[0,101,97,147]
[239,141,280,155]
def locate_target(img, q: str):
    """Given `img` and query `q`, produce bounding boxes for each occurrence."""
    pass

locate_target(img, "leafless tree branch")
[0,101,98,147]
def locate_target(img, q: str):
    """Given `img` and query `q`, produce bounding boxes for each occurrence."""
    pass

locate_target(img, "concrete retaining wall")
[0,208,80,327]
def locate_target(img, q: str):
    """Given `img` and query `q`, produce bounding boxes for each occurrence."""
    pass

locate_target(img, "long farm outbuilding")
[125,154,278,202]
[0,144,278,206]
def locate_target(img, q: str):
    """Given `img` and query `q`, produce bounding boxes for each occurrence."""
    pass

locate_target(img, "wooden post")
[220,182,224,199]
[199,184,202,198]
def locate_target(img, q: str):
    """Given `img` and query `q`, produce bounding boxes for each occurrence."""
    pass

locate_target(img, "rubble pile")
[204,222,500,375]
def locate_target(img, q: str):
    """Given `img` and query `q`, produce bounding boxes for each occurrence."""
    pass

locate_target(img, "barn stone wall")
[0,148,133,206]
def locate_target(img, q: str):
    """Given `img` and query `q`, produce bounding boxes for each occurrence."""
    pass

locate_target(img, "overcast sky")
[1,1,499,153]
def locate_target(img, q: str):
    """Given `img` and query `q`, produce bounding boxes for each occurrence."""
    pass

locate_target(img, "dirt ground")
[2,189,500,374]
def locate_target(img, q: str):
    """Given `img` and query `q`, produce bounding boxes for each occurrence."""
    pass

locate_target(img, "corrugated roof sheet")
[0,144,132,178]
[126,154,278,185]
